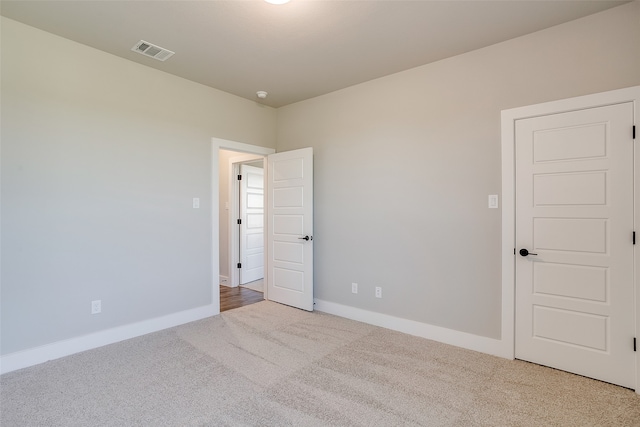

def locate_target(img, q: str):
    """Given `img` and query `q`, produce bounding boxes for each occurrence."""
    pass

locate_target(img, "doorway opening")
[211,138,314,314]
[211,138,275,314]
[219,149,266,311]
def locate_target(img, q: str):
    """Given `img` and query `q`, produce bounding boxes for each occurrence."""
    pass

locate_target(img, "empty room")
[2,0,640,425]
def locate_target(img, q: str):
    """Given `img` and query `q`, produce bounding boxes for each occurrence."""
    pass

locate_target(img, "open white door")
[239,164,264,285]
[266,148,313,311]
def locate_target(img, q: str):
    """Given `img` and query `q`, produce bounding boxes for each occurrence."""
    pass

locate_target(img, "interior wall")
[1,17,277,355]
[276,2,640,339]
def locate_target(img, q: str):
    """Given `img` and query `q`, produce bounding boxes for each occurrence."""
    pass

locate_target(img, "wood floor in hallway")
[220,285,264,312]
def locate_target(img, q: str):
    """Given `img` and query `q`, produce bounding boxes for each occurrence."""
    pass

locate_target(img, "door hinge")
[514,248,516,255]
[238,174,242,181]
[633,125,636,139]
[237,219,242,225]
[634,337,636,352]
[633,231,636,245]
[237,263,242,269]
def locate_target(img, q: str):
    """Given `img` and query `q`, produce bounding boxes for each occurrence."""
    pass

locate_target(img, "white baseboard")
[0,304,216,375]
[1,300,511,375]
[314,299,511,359]
[219,275,229,286]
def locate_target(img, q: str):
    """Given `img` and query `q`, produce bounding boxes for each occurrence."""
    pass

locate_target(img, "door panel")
[273,215,304,235]
[267,148,313,311]
[532,123,607,162]
[533,306,607,350]
[239,164,264,285]
[534,171,606,206]
[533,263,607,302]
[515,102,634,388]
[534,218,607,253]
[273,241,304,264]
[273,188,304,207]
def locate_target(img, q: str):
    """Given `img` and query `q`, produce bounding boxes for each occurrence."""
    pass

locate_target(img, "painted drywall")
[277,2,640,339]
[1,17,277,355]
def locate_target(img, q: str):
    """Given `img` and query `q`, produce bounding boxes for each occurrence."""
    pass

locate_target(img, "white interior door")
[239,164,264,285]
[266,148,313,311]
[515,103,635,388]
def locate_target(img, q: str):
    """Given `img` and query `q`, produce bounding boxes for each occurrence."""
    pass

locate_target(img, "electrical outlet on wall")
[375,287,382,298]
[91,300,101,314]
[352,283,358,294]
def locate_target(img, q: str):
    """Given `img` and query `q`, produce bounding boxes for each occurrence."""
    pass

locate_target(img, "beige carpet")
[1,301,638,426]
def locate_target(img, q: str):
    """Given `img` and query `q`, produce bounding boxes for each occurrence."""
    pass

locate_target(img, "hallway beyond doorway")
[220,285,263,312]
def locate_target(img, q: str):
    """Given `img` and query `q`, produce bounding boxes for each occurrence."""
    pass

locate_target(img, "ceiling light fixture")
[256,91,268,99]
[265,0,290,4]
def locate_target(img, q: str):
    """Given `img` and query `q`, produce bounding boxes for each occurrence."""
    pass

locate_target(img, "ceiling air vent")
[131,40,174,61]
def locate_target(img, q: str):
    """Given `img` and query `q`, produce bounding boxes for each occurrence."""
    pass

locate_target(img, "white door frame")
[228,154,265,288]
[211,138,275,315]
[500,85,640,393]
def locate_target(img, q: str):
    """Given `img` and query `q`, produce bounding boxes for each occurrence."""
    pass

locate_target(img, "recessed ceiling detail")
[131,40,174,62]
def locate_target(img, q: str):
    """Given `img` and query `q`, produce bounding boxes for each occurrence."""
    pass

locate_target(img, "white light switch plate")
[193,198,200,209]
[488,195,498,209]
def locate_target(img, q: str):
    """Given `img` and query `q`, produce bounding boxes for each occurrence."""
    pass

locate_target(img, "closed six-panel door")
[515,103,635,388]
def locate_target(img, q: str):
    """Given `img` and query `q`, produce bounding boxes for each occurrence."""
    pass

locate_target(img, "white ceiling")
[1,0,629,108]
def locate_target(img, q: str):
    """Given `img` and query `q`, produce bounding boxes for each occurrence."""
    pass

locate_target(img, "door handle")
[298,236,312,241]
[519,249,537,257]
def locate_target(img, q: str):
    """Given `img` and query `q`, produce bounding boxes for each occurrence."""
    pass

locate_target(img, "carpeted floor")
[1,301,638,426]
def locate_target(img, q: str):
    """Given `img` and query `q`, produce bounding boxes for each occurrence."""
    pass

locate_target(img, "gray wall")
[276,2,640,339]
[1,18,277,355]
[3,3,639,358]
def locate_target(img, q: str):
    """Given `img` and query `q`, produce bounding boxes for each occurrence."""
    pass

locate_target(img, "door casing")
[211,138,275,314]
[501,85,640,393]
